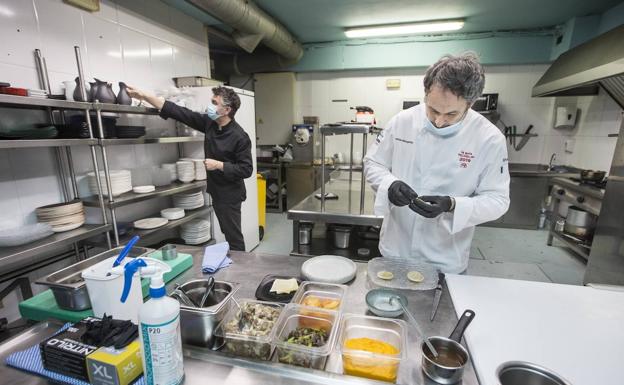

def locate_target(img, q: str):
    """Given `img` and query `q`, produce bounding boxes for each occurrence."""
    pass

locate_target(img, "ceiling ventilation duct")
[532,25,624,108]
[187,0,303,74]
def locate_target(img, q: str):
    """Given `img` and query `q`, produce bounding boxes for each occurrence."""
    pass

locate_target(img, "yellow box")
[87,340,143,385]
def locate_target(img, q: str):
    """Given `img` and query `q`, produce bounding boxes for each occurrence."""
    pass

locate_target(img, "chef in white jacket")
[364,53,510,273]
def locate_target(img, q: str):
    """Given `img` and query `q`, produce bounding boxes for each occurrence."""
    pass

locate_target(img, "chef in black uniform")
[126,85,253,251]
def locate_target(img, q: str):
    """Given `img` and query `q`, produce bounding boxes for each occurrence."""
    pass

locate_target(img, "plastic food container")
[338,314,407,383]
[272,304,338,369]
[292,281,348,314]
[213,299,283,360]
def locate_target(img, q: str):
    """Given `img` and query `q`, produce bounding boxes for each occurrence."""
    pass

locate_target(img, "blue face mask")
[206,104,222,121]
[424,110,467,137]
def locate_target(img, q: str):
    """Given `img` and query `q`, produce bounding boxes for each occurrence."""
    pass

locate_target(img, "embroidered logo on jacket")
[458,150,475,168]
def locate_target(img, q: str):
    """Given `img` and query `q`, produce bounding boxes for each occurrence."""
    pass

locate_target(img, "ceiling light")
[345,20,464,38]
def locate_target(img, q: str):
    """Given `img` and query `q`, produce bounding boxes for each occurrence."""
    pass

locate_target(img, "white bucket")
[82,256,143,323]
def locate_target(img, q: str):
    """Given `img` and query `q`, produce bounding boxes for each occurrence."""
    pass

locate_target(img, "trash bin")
[257,173,267,240]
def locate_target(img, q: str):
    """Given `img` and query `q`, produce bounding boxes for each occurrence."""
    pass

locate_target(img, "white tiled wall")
[295,65,623,171]
[0,0,209,322]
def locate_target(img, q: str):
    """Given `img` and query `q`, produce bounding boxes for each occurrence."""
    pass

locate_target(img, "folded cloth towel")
[202,242,232,274]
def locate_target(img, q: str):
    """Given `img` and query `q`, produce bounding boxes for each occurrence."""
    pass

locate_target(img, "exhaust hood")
[532,24,624,108]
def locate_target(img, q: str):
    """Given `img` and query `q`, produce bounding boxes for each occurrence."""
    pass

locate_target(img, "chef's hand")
[125,86,165,110]
[204,158,224,171]
[409,196,455,218]
[388,180,418,206]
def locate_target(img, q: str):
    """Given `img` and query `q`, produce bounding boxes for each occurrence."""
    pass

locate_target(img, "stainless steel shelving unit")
[0,225,112,274]
[89,100,213,247]
[0,94,112,282]
[82,180,206,208]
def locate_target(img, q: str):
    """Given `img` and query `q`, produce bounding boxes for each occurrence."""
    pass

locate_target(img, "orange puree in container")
[343,338,400,382]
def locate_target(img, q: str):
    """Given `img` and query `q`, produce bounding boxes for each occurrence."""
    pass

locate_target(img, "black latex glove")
[388,180,418,206]
[409,195,453,218]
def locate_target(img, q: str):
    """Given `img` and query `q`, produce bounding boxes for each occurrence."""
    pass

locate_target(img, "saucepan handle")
[449,309,475,343]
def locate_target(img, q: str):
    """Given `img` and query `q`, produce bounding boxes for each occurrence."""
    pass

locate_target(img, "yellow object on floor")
[257,173,266,239]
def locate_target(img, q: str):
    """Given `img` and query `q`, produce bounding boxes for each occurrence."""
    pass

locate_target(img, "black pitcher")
[72,77,90,102]
[93,78,116,104]
[116,82,132,105]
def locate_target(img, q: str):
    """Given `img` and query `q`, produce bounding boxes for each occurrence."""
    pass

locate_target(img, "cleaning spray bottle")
[118,258,184,385]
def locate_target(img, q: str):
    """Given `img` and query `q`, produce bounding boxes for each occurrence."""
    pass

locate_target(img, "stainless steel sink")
[509,163,581,175]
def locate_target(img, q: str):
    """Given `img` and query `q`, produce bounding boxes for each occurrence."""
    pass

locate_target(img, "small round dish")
[365,288,408,318]
[133,185,155,194]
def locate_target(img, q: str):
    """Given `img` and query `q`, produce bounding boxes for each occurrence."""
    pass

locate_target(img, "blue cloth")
[4,323,145,385]
[202,242,232,274]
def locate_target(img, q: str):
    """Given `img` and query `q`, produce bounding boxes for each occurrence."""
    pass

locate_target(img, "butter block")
[269,278,299,294]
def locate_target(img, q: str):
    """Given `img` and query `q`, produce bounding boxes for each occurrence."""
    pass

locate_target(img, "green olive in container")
[213,299,284,360]
[338,314,407,383]
[272,303,338,369]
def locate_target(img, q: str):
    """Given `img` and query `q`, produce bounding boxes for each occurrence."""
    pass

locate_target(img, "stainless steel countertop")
[0,246,478,385]
[288,178,382,226]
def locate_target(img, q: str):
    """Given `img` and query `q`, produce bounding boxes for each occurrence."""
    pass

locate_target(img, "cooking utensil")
[564,206,596,239]
[514,124,534,151]
[497,361,573,385]
[112,235,140,267]
[172,283,197,307]
[161,244,178,260]
[580,169,606,182]
[421,309,475,384]
[430,271,445,321]
[199,276,215,308]
[389,295,438,358]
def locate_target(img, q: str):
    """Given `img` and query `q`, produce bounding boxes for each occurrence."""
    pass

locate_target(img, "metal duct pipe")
[188,0,303,63]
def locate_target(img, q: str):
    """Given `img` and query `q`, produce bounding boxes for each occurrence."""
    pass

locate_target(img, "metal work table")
[288,176,383,260]
[0,247,478,385]
[288,178,382,227]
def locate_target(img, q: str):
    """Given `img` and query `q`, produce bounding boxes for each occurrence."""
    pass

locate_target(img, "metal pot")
[298,221,314,245]
[332,225,352,249]
[564,206,596,239]
[497,361,573,385]
[580,169,606,182]
[422,309,475,384]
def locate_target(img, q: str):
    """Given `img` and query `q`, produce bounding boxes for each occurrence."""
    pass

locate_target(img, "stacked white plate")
[180,219,211,245]
[35,200,85,232]
[172,191,204,210]
[134,217,168,230]
[162,163,177,183]
[87,170,132,197]
[161,207,185,220]
[176,161,195,183]
[193,159,207,180]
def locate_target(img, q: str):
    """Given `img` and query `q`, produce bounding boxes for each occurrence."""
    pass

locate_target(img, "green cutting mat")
[19,251,194,322]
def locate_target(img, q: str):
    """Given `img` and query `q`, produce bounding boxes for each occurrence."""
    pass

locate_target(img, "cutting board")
[446,274,624,385]
[19,251,193,323]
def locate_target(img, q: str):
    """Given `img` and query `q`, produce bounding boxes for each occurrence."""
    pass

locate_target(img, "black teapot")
[92,78,116,104]
[116,82,132,105]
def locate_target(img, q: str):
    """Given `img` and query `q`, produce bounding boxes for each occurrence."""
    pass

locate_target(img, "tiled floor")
[254,213,587,285]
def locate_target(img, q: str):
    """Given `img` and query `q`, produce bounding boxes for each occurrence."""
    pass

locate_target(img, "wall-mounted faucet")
[548,153,557,170]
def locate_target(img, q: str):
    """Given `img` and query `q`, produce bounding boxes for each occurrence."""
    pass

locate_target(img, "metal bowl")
[497,361,573,385]
[365,288,407,318]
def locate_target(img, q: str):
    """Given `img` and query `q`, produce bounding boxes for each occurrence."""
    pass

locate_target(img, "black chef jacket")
[160,101,253,203]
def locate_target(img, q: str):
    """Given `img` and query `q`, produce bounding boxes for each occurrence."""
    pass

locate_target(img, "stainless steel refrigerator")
[584,117,624,285]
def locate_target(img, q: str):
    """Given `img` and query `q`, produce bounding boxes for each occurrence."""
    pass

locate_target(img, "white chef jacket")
[364,104,510,273]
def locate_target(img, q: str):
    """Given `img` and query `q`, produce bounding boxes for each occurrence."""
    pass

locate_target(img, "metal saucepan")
[422,309,476,384]
[580,169,606,182]
[497,361,573,385]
